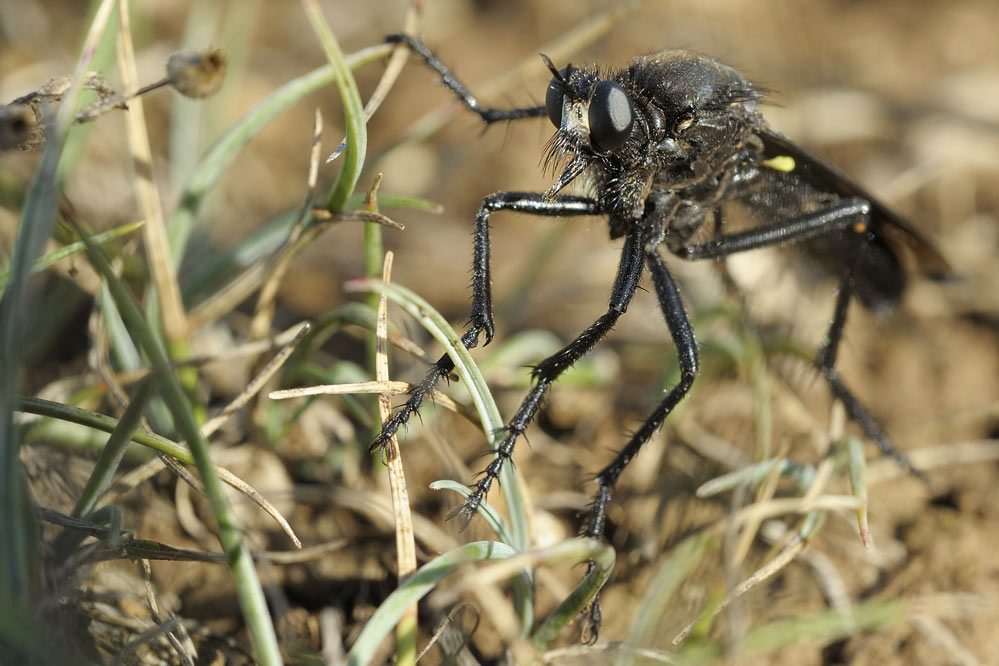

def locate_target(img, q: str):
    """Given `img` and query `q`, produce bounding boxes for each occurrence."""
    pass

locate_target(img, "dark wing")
[758,128,951,280]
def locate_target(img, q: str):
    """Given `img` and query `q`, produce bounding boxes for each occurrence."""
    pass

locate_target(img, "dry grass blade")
[115,0,187,342]
[249,109,324,341]
[415,602,481,664]
[326,0,422,162]
[269,380,472,421]
[270,380,412,399]
[141,558,196,666]
[200,321,311,438]
[377,246,420,665]
[200,457,300,549]
[155,449,303,549]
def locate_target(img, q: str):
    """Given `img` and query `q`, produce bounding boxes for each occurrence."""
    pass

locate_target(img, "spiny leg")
[387,33,547,124]
[581,250,699,640]
[815,232,924,477]
[452,222,648,525]
[370,327,481,453]
[371,193,600,453]
[679,198,872,260]
[676,198,919,473]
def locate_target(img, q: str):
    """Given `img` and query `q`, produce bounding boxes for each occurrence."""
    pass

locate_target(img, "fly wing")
[758,128,951,280]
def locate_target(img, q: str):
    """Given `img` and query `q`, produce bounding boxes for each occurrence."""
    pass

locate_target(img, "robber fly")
[373,34,947,637]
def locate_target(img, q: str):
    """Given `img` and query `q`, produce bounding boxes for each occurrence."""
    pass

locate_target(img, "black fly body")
[374,33,947,637]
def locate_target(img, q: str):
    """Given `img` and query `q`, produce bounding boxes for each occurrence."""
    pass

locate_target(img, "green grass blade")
[301,0,367,212]
[529,539,616,649]
[0,220,144,294]
[55,375,156,557]
[346,277,531,553]
[166,43,390,261]
[345,541,517,666]
[71,226,283,665]
[429,480,514,546]
[847,435,871,548]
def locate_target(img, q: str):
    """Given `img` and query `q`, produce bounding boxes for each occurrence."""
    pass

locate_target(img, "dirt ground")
[2,1,997,664]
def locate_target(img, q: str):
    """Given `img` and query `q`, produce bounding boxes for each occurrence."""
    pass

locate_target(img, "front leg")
[472,193,600,344]
[371,193,599,454]
[387,34,549,124]
[454,218,648,526]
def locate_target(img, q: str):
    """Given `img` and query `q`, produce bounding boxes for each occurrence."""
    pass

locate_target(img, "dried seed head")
[166,48,227,98]
[0,104,40,151]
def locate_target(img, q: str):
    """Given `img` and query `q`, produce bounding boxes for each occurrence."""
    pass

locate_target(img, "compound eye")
[545,70,567,128]
[588,80,633,153]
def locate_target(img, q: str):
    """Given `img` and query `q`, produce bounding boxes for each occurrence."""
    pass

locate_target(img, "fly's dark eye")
[545,70,567,128]
[588,80,633,153]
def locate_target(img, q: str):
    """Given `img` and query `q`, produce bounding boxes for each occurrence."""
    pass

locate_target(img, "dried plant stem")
[116,0,187,342]
[377,249,419,665]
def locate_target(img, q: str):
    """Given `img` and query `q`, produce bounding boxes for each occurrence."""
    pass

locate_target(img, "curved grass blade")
[19,396,300,548]
[301,0,366,212]
[0,220,144,294]
[346,541,517,666]
[167,43,391,259]
[344,277,530,553]
[429,479,514,546]
[529,539,616,649]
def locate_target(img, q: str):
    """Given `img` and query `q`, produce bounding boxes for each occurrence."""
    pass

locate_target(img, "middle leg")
[584,250,699,541]
[453,222,649,524]
[370,193,599,454]
[579,250,699,638]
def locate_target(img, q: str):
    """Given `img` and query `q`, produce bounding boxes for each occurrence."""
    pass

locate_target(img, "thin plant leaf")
[166,43,391,260]
[0,220,144,293]
[344,277,530,553]
[530,538,616,649]
[847,435,872,548]
[303,0,366,213]
[33,220,282,664]
[345,541,517,666]
[429,480,514,548]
